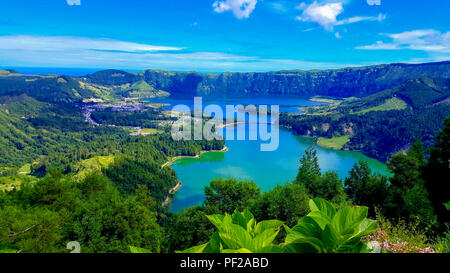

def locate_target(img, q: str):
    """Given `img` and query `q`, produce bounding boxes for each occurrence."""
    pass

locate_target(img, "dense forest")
[0,93,224,207]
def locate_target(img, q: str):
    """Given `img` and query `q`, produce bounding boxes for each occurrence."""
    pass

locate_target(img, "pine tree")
[296,145,321,185]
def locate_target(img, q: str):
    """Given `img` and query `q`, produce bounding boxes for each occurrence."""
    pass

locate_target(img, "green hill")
[0,74,94,103]
[340,77,450,113]
[0,95,102,168]
[281,77,450,161]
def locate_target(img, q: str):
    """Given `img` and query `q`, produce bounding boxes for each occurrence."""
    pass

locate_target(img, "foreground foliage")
[284,198,377,253]
[177,198,377,253]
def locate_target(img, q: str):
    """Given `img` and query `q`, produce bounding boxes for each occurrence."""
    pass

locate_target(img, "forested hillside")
[85,61,450,97]
[280,77,450,161]
[0,92,224,206]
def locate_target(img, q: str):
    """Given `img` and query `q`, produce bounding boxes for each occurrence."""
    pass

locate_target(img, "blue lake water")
[148,96,391,212]
[148,95,326,113]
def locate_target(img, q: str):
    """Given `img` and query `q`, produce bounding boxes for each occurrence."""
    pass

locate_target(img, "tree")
[312,171,346,204]
[0,206,63,253]
[424,117,450,228]
[164,206,214,253]
[251,183,310,227]
[70,176,163,253]
[295,146,346,203]
[104,156,178,204]
[296,145,321,185]
[204,178,260,214]
[345,160,389,214]
[408,139,426,166]
[385,151,436,226]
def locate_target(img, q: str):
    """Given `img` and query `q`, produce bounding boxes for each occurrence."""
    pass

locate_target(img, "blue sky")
[0,0,449,72]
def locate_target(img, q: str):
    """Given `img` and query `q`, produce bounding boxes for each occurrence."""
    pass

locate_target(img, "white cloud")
[0,35,357,72]
[296,1,386,33]
[356,41,399,50]
[296,1,343,30]
[335,13,386,26]
[66,0,81,6]
[356,29,450,53]
[213,0,258,19]
[0,35,183,52]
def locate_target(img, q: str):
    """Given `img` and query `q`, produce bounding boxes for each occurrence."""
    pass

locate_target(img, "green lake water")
[169,124,389,212]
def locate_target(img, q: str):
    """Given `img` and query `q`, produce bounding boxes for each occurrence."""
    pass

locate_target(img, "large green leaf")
[186,209,284,253]
[219,223,254,251]
[321,225,340,252]
[307,210,332,230]
[247,217,256,234]
[354,218,378,237]
[333,218,377,252]
[286,216,322,243]
[253,229,281,250]
[242,209,255,223]
[284,237,324,253]
[0,249,20,253]
[206,214,225,230]
[286,199,377,253]
[177,243,208,253]
[129,246,151,253]
[202,232,222,253]
[283,242,319,253]
[222,248,252,253]
[285,217,324,252]
[309,198,336,219]
[179,200,377,254]
[335,235,363,252]
[331,206,369,235]
[232,210,249,230]
[256,245,285,253]
[254,219,284,234]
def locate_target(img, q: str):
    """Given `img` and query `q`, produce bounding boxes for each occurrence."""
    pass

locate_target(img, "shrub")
[365,211,435,253]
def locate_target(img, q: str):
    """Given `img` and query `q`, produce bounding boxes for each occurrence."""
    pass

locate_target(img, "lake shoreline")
[161,145,229,168]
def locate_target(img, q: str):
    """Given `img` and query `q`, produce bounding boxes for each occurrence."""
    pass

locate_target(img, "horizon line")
[2,60,449,76]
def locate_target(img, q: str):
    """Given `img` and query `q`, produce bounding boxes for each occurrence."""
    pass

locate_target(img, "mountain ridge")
[1,61,449,104]
[89,61,450,98]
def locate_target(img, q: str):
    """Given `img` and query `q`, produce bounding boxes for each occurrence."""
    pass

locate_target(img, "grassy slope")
[72,155,115,181]
[317,135,350,150]
[141,128,163,134]
[354,97,408,114]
